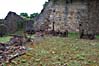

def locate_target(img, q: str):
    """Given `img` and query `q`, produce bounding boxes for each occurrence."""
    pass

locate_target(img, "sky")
[0,0,48,19]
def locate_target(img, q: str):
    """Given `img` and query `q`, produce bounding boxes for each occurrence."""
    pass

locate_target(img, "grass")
[0,30,25,43]
[0,36,11,43]
[1,33,99,66]
[96,34,99,39]
[9,35,99,66]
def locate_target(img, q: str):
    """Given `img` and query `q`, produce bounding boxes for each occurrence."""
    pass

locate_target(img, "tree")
[20,13,29,18]
[30,13,39,19]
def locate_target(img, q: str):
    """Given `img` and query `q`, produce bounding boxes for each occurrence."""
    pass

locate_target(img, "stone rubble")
[0,35,27,65]
[0,33,45,65]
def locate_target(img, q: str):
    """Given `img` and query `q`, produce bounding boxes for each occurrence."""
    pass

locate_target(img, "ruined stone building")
[4,11,24,33]
[0,11,35,34]
[34,0,99,38]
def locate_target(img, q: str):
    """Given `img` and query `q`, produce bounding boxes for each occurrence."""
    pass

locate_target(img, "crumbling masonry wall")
[79,0,99,36]
[34,0,99,36]
[34,0,67,32]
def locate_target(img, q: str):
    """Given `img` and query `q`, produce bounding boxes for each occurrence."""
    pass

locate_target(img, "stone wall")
[66,2,87,32]
[25,20,34,32]
[34,0,67,32]
[79,0,99,35]
[34,0,87,32]
[89,0,99,34]
[34,0,99,35]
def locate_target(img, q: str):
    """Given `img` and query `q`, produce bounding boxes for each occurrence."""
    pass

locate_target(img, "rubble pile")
[0,35,27,64]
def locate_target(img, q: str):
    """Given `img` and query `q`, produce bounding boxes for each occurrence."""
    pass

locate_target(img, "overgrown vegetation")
[20,12,39,19]
[1,33,99,66]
